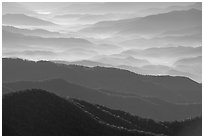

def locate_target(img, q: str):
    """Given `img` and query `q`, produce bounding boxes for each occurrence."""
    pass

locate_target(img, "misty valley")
[2,2,202,136]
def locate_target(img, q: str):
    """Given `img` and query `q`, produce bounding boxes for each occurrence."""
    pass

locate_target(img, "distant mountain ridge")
[80,9,201,35]
[52,60,112,67]
[3,58,201,104]
[3,30,94,53]
[2,26,61,37]
[3,14,56,26]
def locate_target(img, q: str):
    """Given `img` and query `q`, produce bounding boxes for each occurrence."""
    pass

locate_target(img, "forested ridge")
[3,89,202,136]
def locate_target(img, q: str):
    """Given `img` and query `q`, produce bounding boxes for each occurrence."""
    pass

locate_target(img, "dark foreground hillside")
[2,89,202,136]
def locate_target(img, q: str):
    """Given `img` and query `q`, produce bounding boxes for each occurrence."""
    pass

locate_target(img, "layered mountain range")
[2,2,202,136]
[2,4,202,82]
[3,58,202,121]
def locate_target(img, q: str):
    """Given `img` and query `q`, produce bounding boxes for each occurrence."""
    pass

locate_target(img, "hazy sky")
[2,2,202,82]
[3,2,195,17]
[19,2,192,13]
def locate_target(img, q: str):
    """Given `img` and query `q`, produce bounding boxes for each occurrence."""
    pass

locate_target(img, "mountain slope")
[3,30,93,48]
[3,26,61,37]
[3,14,56,26]
[3,89,201,136]
[51,60,112,67]
[3,78,201,121]
[80,9,201,35]
[74,98,202,136]
[3,58,201,104]
[3,89,153,136]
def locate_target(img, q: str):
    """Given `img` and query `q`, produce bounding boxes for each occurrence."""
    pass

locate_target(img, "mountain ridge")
[3,14,56,26]
[3,58,201,104]
[3,77,201,121]
[3,89,202,136]
[80,8,201,35]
